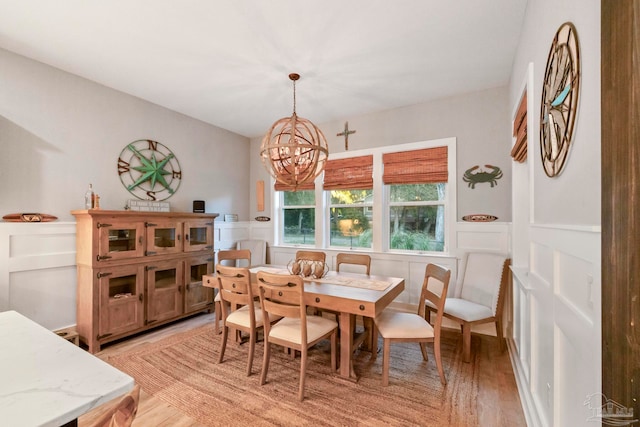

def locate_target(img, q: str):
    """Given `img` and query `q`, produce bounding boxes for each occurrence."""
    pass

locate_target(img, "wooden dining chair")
[257,270,338,401]
[336,253,371,275]
[88,384,141,427]
[426,252,510,363]
[295,250,326,263]
[214,249,252,334]
[334,253,373,346]
[216,263,277,376]
[373,263,451,386]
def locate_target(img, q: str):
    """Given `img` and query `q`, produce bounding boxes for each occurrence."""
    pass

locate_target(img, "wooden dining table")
[205,265,405,380]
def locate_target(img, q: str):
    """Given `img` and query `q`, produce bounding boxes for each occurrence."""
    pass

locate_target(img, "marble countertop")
[0,310,134,427]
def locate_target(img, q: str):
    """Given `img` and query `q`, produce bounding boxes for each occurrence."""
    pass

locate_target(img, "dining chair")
[373,263,451,386]
[426,252,510,363]
[88,384,141,427]
[257,270,338,401]
[214,249,252,334]
[216,263,276,376]
[295,250,326,263]
[334,253,373,346]
[336,253,371,275]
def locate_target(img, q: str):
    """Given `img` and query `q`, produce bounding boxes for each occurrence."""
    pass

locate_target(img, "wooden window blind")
[274,180,315,192]
[382,146,448,184]
[511,92,527,162]
[323,155,373,190]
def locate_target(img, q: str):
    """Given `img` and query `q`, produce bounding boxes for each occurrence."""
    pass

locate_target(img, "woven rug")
[106,324,480,426]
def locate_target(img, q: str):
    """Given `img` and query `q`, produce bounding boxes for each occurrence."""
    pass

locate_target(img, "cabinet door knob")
[185,234,190,241]
[138,294,143,302]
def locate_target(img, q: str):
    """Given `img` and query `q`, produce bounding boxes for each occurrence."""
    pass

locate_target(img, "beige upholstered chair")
[373,263,451,386]
[257,270,338,401]
[88,384,141,427]
[427,252,510,363]
[214,249,252,334]
[237,239,267,265]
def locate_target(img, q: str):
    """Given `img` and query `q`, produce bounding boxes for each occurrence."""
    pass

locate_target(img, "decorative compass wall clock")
[540,22,581,177]
[117,139,182,200]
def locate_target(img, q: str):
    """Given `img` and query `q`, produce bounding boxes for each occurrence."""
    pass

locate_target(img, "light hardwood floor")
[78,313,526,426]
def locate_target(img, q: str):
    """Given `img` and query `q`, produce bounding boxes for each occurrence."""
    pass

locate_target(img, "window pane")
[389,205,445,251]
[283,190,315,206]
[283,208,315,245]
[330,207,372,248]
[389,183,444,202]
[330,189,372,204]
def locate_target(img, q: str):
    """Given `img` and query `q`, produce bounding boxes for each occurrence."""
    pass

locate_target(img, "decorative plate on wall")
[462,214,498,222]
[117,139,181,201]
[540,22,581,177]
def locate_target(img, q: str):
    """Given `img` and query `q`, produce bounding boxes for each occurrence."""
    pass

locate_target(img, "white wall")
[0,48,251,221]
[508,1,602,426]
[250,86,513,223]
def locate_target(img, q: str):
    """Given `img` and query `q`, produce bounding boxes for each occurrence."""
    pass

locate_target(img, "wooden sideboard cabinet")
[72,210,218,353]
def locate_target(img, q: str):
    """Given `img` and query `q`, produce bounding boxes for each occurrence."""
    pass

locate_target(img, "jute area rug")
[106,324,479,426]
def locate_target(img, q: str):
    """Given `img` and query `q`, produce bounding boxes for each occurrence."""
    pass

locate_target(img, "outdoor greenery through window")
[329,189,373,249]
[388,183,446,252]
[282,190,315,245]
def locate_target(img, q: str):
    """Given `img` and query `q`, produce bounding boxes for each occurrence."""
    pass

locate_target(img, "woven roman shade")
[511,92,527,162]
[382,146,448,184]
[274,180,315,192]
[323,155,373,190]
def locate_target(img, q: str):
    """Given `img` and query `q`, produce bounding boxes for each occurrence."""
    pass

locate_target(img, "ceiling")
[0,1,527,138]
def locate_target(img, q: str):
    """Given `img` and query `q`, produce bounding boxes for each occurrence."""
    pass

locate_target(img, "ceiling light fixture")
[260,73,329,190]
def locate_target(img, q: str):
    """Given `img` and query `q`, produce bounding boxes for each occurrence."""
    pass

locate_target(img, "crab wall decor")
[462,164,503,188]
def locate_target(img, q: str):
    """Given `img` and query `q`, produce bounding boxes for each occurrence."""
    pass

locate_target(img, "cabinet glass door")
[97,221,145,261]
[98,265,144,338]
[145,220,183,255]
[146,259,184,323]
[185,255,214,312]
[184,219,214,252]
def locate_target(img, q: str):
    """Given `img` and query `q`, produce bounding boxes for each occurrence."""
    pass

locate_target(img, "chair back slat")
[215,264,254,319]
[257,271,306,319]
[295,250,326,263]
[336,253,371,275]
[418,263,451,329]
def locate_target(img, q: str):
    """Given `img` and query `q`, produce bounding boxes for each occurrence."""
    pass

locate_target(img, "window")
[280,190,316,245]
[329,189,373,248]
[388,183,446,251]
[323,155,373,249]
[383,146,449,253]
[272,138,456,254]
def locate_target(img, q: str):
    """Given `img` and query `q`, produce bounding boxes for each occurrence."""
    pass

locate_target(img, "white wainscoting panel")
[508,224,601,427]
[0,222,77,330]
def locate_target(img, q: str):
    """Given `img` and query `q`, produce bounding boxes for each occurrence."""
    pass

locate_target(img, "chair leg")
[382,339,391,386]
[434,337,447,385]
[299,347,307,401]
[260,340,271,386]
[462,323,472,363]
[370,323,379,361]
[218,324,228,364]
[246,329,256,376]
[214,300,221,334]
[496,319,505,352]
[330,330,338,371]
[419,342,429,361]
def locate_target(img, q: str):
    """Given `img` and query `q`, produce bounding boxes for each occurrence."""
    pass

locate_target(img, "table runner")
[250,266,391,291]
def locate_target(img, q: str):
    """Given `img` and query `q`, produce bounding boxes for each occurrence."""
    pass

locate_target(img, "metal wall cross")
[337,121,356,150]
